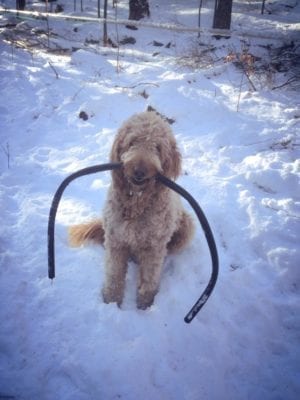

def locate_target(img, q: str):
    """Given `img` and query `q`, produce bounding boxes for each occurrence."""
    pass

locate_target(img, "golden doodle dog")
[69,111,194,309]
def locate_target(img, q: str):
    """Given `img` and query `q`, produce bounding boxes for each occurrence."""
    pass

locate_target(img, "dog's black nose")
[133,168,146,182]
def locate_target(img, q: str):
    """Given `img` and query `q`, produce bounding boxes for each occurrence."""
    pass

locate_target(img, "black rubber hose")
[47,162,122,279]
[48,163,219,323]
[156,173,219,323]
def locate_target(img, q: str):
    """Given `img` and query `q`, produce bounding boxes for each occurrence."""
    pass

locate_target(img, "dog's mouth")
[123,162,159,188]
[128,169,155,187]
[129,176,151,186]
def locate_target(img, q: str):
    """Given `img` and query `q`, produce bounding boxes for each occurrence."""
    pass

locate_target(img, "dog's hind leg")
[167,211,195,254]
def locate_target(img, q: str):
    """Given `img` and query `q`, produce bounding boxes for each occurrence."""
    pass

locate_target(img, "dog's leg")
[136,251,166,309]
[167,211,195,254]
[102,243,129,306]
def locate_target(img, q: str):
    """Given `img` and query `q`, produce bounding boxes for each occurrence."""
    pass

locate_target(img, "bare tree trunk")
[213,0,233,30]
[103,0,108,45]
[97,0,101,17]
[198,0,203,38]
[16,0,26,10]
[128,0,150,21]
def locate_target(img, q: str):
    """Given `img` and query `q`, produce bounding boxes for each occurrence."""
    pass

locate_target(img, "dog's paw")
[102,287,123,306]
[136,291,156,310]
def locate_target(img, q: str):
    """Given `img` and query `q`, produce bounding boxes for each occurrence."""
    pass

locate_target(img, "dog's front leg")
[136,251,166,310]
[102,243,129,306]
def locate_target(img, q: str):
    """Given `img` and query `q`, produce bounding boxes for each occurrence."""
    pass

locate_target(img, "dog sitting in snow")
[69,111,194,309]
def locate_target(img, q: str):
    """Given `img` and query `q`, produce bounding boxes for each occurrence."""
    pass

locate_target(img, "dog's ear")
[110,133,126,190]
[110,133,121,162]
[163,141,181,180]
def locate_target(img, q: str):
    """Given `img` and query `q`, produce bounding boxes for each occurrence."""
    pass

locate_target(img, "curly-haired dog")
[69,111,194,309]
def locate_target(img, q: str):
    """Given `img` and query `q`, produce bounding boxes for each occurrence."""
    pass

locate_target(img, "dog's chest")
[105,187,176,248]
[118,196,171,245]
[121,191,150,219]
[122,204,161,239]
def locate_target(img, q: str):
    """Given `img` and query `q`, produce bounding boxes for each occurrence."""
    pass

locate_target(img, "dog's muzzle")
[130,167,151,186]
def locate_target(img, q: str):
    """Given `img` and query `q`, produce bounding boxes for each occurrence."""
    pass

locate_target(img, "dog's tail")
[68,219,105,247]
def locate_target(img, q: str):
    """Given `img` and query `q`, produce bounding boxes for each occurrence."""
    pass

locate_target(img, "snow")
[0,1,300,399]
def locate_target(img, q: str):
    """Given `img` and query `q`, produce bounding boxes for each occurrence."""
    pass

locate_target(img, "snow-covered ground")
[0,1,299,399]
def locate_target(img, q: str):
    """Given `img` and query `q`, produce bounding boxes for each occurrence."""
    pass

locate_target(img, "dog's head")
[110,112,181,190]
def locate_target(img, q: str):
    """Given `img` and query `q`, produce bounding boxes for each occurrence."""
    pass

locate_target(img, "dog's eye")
[156,144,162,154]
[128,139,135,148]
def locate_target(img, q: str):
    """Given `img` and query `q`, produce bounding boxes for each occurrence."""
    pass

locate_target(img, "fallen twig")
[113,82,159,89]
[272,76,299,90]
[1,142,10,169]
[48,61,59,79]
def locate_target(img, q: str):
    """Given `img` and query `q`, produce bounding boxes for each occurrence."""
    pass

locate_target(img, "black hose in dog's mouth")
[156,173,219,323]
[47,163,122,280]
[48,162,219,324]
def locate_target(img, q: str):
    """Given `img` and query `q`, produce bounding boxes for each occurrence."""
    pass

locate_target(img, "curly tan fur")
[69,112,195,309]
